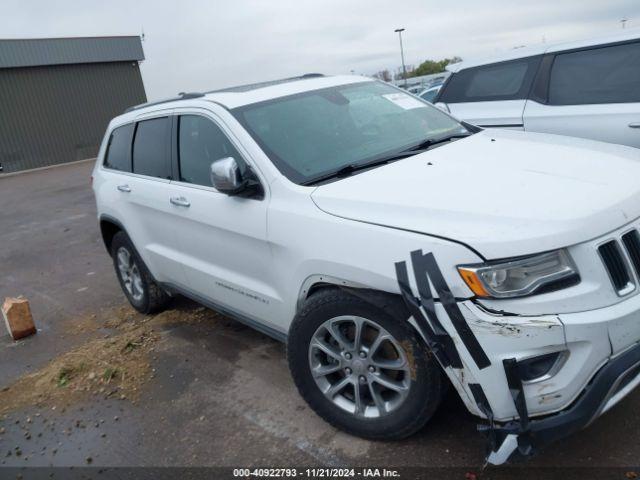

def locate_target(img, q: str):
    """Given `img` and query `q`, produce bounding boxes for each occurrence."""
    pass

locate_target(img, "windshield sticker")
[382,92,427,110]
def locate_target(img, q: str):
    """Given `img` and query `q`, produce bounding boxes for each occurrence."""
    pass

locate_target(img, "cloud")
[2,0,636,99]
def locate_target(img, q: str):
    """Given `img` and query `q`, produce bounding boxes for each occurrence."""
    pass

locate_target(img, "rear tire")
[287,288,444,440]
[110,231,170,314]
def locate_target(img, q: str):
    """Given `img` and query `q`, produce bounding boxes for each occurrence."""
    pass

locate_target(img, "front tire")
[110,231,170,314]
[287,288,444,440]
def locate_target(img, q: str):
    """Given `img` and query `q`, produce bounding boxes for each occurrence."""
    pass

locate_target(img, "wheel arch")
[297,275,409,321]
[99,214,126,254]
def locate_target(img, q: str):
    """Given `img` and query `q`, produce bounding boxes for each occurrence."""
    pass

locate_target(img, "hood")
[311,129,640,259]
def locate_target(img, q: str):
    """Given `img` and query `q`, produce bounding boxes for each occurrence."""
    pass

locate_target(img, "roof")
[206,74,372,109]
[122,74,374,118]
[0,36,144,69]
[447,27,640,73]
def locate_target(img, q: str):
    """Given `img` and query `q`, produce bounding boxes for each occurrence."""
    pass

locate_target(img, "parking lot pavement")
[1,161,640,472]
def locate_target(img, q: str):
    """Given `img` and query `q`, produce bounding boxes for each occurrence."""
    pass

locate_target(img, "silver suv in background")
[436,29,640,148]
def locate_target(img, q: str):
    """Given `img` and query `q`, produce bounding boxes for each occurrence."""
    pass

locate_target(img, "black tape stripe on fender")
[394,261,460,368]
[418,250,492,370]
[409,250,463,369]
[503,358,530,432]
[469,383,511,460]
[469,383,494,421]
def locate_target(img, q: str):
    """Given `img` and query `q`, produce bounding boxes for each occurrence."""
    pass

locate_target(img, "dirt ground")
[1,161,640,478]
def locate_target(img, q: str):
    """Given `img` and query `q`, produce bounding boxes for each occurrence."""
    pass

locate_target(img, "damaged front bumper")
[395,249,640,466]
[486,341,640,464]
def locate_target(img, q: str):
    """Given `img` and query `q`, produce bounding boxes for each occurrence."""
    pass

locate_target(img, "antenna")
[141,26,146,42]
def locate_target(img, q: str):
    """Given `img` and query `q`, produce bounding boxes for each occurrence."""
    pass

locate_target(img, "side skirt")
[161,282,288,343]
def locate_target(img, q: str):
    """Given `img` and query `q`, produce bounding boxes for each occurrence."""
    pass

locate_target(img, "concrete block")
[2,297,36,340]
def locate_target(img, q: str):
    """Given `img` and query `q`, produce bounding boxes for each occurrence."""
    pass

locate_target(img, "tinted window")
[178,115,244,187]
[439,56,540,103]
[132,117,171,178]
[420,88,440,103]
[548,42,640,105]
[104,124,134,172]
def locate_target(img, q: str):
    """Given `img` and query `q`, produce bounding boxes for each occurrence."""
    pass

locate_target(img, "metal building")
[0,36,146,174]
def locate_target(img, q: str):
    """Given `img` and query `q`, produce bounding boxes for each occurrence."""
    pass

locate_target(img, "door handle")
[629,122,640,129]
[117,184,131,193]
[170,196,191,207]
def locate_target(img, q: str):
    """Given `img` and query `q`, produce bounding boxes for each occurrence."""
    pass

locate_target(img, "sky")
[2,0,637,100]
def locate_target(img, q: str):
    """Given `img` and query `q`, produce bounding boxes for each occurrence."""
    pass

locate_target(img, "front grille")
[599,240,632,293]
[622,230,640,278]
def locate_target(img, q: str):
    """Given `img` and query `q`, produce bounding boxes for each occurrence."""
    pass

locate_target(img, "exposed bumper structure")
[395,248,640,466]
[486,342,640,464]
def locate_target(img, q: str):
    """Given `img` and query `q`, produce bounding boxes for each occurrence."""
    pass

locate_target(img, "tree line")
[373,56,462,82]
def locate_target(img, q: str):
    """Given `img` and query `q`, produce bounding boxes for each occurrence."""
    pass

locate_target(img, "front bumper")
[486,341,640,464]
[396,248,640,465]
[427,297,640,464]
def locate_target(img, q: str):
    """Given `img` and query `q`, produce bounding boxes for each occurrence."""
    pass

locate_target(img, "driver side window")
[178,115,244,187]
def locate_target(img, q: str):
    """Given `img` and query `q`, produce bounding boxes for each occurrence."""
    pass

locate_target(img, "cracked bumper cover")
[486,341,640,464]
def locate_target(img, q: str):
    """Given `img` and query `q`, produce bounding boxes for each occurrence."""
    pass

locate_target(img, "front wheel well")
[300,282,409,322]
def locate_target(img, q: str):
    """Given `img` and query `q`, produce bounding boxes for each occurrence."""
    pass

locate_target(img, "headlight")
[457,249,579,299]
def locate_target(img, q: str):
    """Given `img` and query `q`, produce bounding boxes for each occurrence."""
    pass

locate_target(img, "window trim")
[170,110,266,199]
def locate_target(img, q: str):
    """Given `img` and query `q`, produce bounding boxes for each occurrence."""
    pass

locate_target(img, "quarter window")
[104,124,134,172]
[132,117,171,179]
[438,56,541,103]
[548,42,640,105]
[178,115,243,187]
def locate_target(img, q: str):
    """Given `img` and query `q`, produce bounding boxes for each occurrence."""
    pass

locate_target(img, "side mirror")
[210,157,246,195]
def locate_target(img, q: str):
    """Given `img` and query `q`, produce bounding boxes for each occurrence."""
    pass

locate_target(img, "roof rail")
[125,91,205,113]
[206,73,326,94]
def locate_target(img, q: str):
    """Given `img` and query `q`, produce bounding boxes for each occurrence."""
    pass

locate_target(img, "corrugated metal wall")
[0,61,146,173]
[0,37,145,69]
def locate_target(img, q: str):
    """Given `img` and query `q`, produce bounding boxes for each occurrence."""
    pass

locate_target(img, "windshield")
[232,81,467,184]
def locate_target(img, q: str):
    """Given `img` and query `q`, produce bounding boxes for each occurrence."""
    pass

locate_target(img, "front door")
[166,110,283,333]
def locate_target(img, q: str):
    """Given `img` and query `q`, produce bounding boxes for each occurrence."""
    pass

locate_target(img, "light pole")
[394,28,408,88]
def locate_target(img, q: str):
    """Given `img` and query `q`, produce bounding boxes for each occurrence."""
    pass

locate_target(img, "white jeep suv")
[92,74,640,464]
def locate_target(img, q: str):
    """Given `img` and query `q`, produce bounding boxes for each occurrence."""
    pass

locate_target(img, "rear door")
[106,112,189,287]
[523,41,640,148]
[439,56,541,129]
[166,109,282,333]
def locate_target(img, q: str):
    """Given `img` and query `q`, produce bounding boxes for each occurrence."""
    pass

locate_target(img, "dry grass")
[0,304,218,415]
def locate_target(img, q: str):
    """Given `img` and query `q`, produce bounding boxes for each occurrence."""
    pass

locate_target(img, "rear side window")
[548,42,640,105]
[104,124,134,172]
[178,115,244,187]
[420,88,439,103]
[132,117,171,179]
[439,56,541,103]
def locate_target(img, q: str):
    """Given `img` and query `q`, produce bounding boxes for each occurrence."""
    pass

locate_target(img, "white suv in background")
[93,74,640,465]
[436,29,640,148]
